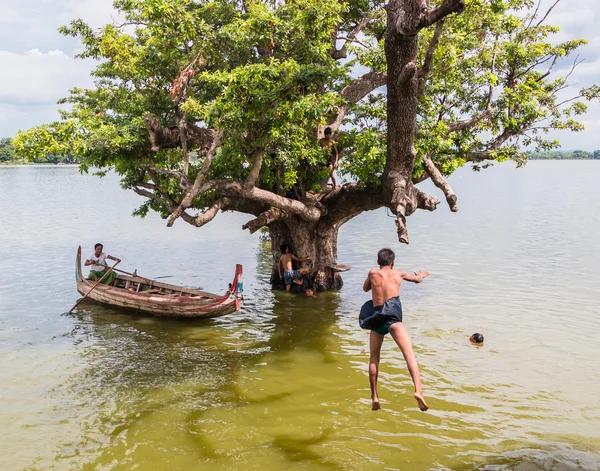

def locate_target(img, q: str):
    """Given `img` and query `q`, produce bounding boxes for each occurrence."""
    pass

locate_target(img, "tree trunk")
[268,217,343,291]
[383,7,420,244]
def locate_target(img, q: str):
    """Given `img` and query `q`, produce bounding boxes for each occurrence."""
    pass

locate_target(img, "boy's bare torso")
[280,253,295,271]
[367,268,404,306]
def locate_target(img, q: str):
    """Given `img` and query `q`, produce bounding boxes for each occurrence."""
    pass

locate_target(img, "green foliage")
[12,0,599,218]
[0,138,17,162]
[1,137,77,164]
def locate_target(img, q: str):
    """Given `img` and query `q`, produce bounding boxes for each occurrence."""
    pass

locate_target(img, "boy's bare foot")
[414,392,429,411]
[292,279,303,285]
[372,399,381,411]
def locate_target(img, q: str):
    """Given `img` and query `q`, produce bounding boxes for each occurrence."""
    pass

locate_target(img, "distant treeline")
[527,150,600,160]
[0,137,78,164]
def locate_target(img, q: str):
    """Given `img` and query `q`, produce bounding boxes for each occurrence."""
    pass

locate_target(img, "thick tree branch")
[144,114,214,153]
[242,207,286,233]
[165,130,223,227]
[229,185,322,222]
[244,147,265,189]
[341,71,388,103]
[320,183,385,225]
[133,187,156,199]
[416,0,465,32]
[325,71,387,132]
[171,179,322,223]
[421,154,458,211]
[178,197,231,228]
[415,188,440,211]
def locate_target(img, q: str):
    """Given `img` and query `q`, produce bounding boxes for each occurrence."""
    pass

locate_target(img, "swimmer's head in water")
[470,333,484,343]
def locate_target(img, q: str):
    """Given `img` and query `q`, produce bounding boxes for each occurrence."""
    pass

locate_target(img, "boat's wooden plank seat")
[114,274,217,298]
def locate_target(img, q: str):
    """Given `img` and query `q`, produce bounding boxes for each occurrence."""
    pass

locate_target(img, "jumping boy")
[278,244,311,291]
[360,248,430,411]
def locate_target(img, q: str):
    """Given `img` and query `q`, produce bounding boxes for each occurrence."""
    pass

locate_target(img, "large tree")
[15,0,599,289]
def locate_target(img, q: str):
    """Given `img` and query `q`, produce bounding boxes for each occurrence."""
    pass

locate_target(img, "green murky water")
[1,163,599,470]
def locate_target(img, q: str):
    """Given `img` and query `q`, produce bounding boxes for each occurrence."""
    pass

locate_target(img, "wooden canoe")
[75,246,243,318]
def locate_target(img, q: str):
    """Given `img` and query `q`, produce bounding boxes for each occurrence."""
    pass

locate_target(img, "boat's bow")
[229,264,244,310]
[75,245,83,283]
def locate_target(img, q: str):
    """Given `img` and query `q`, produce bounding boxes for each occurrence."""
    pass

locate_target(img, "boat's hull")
[75,247,243,318]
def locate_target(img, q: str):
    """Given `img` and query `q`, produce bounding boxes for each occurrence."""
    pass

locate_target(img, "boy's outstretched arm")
[290,254,311,262]
[401,270,430,283]
[363,270,374,292]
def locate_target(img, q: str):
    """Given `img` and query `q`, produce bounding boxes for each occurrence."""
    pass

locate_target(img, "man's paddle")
[67,261,120,314]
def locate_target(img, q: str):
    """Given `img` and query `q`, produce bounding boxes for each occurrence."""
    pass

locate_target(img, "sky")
[0,0,599,150]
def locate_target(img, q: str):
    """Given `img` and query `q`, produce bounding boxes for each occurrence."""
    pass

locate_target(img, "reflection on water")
[1,163,600,470]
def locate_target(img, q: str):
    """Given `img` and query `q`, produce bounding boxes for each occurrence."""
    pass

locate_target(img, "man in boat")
[278,244,311,292]
[360,248,430,412]
[319,127,339,189]
[85,243,120,285]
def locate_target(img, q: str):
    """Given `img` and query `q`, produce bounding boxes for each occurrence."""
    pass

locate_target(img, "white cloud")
[555,57,600,85]
[0,0,117,53]
[0,0,599,149]
[0,49,95,106]
[0,103,63,136]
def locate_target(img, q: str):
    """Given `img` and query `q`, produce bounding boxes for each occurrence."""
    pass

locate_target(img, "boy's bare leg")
[285,284,292,292]
[388,323,429,411]
[328,165,337,188]
[369,331,385,410]
[292,267,309,285]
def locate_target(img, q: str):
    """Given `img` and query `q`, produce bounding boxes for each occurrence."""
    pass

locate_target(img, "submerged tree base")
[267,219,345,292]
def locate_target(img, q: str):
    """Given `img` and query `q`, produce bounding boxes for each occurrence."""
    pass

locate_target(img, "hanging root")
[421,154,458,212]
[391,182,440,244]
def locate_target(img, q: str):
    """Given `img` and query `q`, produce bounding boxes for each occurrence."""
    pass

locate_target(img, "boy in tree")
[278,244,311,292]
[360,248,430,411]
[319,127,339,189]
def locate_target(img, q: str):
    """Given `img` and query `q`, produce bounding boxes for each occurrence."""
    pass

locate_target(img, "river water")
[0,162,599,470]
